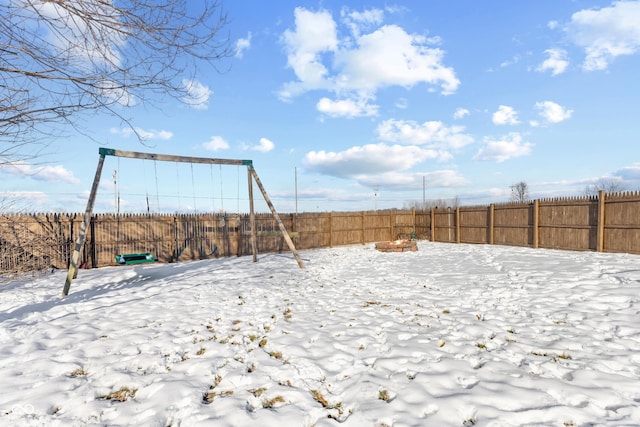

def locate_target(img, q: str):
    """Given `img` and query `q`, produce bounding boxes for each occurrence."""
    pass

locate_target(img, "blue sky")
[2,0,640,213]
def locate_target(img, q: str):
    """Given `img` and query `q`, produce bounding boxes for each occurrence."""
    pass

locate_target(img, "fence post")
[361,211,366,244]
[68,214,75,268]
[533,199,539,249]
[236,215,241,257]
[489,204,495,245]
[292,212,297,236]
[329,212,333,248]
[390,211,395,240]
[430,208,435,242]
[173,215,178,261]
[412,207,416,238]
[597,190,605,252]
[90,215,97,268]
[456,207,461,243]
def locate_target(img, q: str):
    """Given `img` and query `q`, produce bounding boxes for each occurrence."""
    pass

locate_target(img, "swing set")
[62,147,304,296]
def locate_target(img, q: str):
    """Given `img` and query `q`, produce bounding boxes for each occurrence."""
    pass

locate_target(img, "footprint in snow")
[422,404,439,418]
[456,375,479,389]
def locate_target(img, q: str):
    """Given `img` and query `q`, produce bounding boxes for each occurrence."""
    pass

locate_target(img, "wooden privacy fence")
[1,190,639,275]
[427,190,640,253]
[0,210,416,274]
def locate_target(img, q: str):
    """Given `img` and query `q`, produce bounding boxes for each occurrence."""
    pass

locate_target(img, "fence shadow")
[0,258,236,322]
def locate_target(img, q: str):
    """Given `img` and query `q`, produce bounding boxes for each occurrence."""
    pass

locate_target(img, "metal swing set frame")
[62,147,304,296]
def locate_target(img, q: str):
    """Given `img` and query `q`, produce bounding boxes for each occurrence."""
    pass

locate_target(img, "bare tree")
[510,181,529,202]
[1,0,231,164]
[584,178,626,196]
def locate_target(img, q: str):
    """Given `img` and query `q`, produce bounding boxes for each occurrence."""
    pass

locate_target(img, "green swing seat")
[115,253,156,265]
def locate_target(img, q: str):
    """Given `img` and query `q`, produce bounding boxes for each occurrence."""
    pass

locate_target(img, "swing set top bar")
[99,147,253,167]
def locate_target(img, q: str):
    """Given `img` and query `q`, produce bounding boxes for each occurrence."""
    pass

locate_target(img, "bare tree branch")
[1,0,231,163]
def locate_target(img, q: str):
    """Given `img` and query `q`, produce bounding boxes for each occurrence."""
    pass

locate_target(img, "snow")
[1,242,640,426]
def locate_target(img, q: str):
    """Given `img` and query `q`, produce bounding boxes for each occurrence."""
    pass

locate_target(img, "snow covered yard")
[1,242,639,426]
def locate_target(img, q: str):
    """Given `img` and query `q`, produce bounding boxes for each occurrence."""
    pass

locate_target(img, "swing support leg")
[249,167,304,269]
[62,153,106,296]
[247,167,258,262]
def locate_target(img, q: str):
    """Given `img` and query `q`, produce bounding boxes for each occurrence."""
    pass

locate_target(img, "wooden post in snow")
[430,208,435,242]
[249,167,305,268]
[390,211,395,240]
[329,212,333,247]
[247,168,257,262]
[62,154,106,296]
[596,190,606,252]
[533,199,540,249]
[455,207,461,244]
[489,204,495,245]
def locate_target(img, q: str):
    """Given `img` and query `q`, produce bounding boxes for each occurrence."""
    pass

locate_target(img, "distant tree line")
[405,177,634,211]
[584,178,626,196]
[405,197,460,211]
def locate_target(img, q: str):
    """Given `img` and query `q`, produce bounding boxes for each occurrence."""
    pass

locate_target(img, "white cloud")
[340,7,384,37]
[499,55,521,69]
[376,119,473,151]
[182,79,212,110]
[110,127,173,141]
[99,177,116,193]
[202,136,229,151]
[302,143,467,191]
[273,187,345,200]
[492,105,519,125]
[395,98,409,109]
[335,24,459,95]
[535,101,573,123]
[422,170,469,188]
[137,129,173,140]
[356,169,468,190]
[316,96,379,118]
[612,163,640,186]
[537,48,569,75]
[615,163,640,179]
[1,163,80,184]
[566,1,640,71]
[486,54,522,73]
[252,138,275,153]
[279,8,338,98]
[342,8,385,27]
[453,108,470,120]
[235,32,252,58]
[279,8,459,102]
[303,143,440,178]
[474,133,533,163]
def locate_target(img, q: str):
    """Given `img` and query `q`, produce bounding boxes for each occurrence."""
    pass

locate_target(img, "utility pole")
[294,167,298,215]
[374,185,379,211]
[422,175,426,210]
[113,170,118,215]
